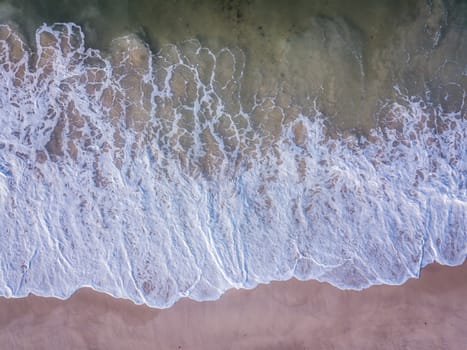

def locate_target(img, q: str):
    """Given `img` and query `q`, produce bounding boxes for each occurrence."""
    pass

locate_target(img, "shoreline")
[1,262,466,349]
[2,258,463,308]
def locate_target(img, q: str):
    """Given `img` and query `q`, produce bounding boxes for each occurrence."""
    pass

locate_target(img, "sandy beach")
[0,262,466,349]
[0,1,465,349]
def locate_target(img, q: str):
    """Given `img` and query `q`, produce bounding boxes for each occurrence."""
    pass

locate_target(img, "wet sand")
[0,262,466,349]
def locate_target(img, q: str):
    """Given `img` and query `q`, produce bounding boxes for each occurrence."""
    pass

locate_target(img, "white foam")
[0,23,465,307]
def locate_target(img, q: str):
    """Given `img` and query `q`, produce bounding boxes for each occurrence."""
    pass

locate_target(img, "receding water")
[0,0,465,307]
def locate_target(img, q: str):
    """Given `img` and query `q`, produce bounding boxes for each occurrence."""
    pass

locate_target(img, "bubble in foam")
[0,23,466,307]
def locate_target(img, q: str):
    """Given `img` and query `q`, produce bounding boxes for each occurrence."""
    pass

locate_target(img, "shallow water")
[0,0,465,307]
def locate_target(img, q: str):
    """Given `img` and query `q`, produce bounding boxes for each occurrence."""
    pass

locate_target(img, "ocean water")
[0,0,466,307]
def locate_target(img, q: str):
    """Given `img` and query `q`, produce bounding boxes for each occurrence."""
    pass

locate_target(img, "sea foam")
[0,23,465,307]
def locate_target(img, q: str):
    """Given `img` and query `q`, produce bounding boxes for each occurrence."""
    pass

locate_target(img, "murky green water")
[1,0,466,132]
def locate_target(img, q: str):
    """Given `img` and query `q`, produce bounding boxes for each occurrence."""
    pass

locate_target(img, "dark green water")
[1,0,466,130]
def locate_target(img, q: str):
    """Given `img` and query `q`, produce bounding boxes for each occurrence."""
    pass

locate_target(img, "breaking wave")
[0,23,465,307]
